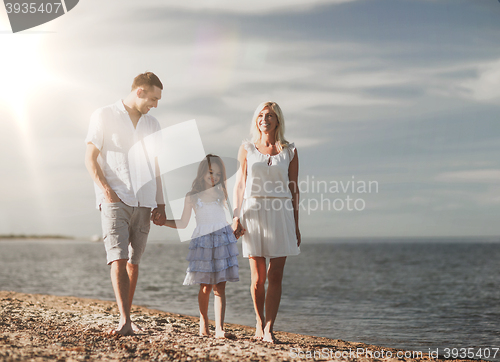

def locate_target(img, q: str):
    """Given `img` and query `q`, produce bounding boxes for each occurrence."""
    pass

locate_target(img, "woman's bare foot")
[263,331,275,344]
[199,320,210,337]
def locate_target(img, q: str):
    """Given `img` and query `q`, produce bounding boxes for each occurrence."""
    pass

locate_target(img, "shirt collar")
[115,100,128,113]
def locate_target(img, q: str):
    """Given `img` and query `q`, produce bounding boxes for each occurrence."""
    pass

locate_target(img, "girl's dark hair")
[189,154,228,205]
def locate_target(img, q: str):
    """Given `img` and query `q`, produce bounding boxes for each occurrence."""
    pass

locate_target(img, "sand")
[0,291,484,362]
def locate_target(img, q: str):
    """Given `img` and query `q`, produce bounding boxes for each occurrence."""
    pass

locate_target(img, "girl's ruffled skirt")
[183,223,239,285]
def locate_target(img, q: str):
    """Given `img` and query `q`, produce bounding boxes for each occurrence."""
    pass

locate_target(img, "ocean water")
[1,238,499,360]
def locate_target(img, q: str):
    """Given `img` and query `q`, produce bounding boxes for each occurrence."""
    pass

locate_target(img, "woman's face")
[204,162,222,188]
[257,106,278,134]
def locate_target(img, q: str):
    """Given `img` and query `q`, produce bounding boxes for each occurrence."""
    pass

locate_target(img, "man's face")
[137,86,162,115]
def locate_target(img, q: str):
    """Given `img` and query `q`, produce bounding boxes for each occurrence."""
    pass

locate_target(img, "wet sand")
[0,291,483,361]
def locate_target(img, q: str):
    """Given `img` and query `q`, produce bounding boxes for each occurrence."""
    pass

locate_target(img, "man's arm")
[151,157,166,225]
[85,143,120,203]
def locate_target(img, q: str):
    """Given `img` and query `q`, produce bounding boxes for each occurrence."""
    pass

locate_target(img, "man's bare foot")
[109,322,134,336]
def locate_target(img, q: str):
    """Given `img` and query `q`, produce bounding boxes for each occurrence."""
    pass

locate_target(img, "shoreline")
[0,291,484,362]
[0,235,74,240]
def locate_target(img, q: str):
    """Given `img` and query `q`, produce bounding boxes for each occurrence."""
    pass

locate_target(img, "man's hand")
[104,189,121,203]
[151,204,167,226]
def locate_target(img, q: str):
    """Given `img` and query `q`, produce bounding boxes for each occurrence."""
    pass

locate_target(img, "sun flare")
[0,30,53,227]
[0,33,50,134]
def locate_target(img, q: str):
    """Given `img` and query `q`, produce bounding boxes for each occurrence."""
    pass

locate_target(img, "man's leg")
[110,259,134,336]
[127,262,139,309]
[126,206,151,332]
[101,202,135,335]
[126,262,143,332]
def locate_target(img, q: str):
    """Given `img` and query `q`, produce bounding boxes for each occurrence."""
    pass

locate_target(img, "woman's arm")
[163,195,193,229]
[232,144,247,237]
[288,148,301,247]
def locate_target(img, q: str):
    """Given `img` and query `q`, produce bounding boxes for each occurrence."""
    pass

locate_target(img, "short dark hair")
[131,72,163,91]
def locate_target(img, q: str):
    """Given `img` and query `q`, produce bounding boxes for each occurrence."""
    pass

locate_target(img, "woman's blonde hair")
[188,154,228,206]
[250,101,289,152]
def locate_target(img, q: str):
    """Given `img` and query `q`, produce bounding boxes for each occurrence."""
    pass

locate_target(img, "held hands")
[151,205,167,226]
[232,218,246,239]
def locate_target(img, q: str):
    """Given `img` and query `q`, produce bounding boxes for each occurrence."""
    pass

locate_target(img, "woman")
[232,101,301,343]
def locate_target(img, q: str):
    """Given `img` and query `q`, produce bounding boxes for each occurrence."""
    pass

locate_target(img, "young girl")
[163,154,239,338]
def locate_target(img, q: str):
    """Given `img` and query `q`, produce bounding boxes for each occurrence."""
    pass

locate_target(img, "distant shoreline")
[0,234,74,240]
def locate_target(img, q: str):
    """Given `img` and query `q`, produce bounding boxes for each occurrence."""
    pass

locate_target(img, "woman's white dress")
[240,142,300,258]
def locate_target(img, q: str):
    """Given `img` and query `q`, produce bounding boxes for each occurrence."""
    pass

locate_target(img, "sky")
[1,0,500,241]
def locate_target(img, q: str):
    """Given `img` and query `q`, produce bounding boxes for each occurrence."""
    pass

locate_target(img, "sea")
[1,237,499,360]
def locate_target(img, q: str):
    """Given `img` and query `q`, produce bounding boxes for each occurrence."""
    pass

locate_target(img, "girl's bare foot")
[214,327,237,340]
[215,329,226,339]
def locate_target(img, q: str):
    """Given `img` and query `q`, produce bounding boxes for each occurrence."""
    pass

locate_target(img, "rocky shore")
[0,291,483,362]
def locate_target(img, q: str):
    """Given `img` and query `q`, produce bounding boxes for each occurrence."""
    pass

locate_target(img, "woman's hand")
[296,227,301,247]
[232,218,246,239]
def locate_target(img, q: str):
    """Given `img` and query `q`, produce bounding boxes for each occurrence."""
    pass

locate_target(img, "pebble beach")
[0,291,486,362]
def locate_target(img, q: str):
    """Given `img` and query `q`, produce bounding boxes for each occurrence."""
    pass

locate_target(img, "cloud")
[133,0,359,14]
[459,59,500,102]
[436,169,500,183]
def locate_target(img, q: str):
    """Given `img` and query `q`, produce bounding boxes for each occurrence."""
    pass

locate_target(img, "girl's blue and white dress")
[183,198,239,285]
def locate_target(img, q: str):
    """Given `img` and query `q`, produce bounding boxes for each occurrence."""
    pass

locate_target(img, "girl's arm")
[232,144,247,237]
[288,148,301,247]
[163,195,193,229]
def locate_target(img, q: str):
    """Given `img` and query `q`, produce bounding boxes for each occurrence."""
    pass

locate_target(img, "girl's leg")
[213,281,226,338]
[198,284,212,336]
[249,257,267,339]
[263,256,286,343]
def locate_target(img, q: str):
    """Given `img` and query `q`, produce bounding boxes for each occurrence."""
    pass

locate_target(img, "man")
[85,72,167,336]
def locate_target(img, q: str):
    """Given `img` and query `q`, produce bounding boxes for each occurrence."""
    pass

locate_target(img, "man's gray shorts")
[100,202,151,265]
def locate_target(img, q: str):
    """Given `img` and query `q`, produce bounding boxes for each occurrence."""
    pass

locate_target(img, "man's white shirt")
[86,100,161,209]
